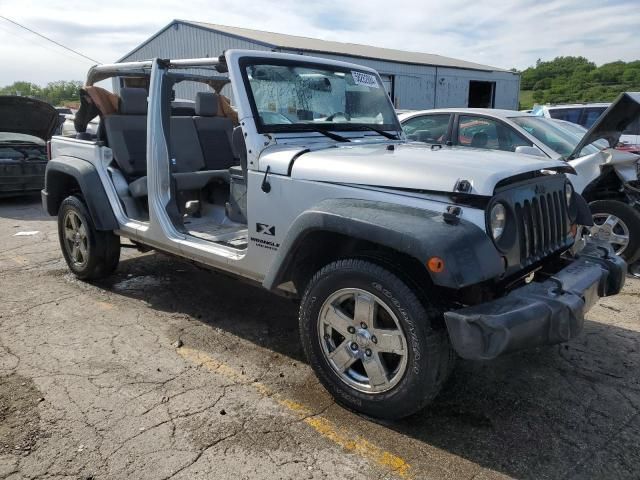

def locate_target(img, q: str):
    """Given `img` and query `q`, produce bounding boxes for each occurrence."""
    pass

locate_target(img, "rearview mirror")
[515,146,546,157]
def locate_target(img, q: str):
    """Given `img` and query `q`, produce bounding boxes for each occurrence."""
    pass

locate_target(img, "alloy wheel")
[317,288,408,394]
[590,213,630,255]
[63,210,89,268]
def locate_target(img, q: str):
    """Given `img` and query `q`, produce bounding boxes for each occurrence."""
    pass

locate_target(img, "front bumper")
[444,242,626,360]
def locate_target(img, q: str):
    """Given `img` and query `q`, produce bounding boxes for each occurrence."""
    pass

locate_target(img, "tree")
[0,80,83,106]
[516,56,640,108]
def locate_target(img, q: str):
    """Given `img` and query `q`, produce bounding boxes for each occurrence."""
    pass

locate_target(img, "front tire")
[589,200,640,263]
[58,195,120,280]
[299,259,453,420]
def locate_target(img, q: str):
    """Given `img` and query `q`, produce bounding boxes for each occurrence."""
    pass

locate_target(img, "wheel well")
[47,171,81,215]
[281,230,437,302]
[581,167,625,203]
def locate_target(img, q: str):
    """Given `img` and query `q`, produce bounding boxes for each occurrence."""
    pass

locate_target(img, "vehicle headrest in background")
[119,88,148,115]
[195,92,219,117]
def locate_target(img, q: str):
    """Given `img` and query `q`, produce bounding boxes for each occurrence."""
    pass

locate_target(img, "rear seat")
[126,93,231,199]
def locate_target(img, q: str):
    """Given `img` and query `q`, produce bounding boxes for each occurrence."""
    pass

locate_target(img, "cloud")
[0,0,638,86]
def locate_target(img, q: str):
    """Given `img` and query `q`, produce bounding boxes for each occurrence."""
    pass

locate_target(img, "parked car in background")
[534,103,640,155]
[398,93,640,263]
[532,103,610,129]
[618,117,640,154]
[61,112,99,137]
[0,96,58,197]
[55,107,73,115]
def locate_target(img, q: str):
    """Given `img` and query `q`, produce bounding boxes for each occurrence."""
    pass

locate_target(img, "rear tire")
[589,200,640,263]
[58,195,120,279]
[299,258,453,420]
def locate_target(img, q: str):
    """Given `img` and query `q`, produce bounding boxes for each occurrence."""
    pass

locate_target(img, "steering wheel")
[325,112,351,121]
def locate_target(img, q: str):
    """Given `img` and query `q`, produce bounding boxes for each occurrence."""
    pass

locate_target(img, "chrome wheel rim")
[63,210,89,268]
[590,213,630,255]
[318,288,408,394]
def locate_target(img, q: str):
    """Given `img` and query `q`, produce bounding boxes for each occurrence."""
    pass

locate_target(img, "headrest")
[195,92,219,117]
[119,88,148,115]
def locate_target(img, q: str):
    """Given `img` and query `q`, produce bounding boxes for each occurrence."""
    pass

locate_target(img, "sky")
[1,0,639,86]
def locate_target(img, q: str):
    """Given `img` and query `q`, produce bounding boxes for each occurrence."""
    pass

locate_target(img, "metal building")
[118,20,520,110]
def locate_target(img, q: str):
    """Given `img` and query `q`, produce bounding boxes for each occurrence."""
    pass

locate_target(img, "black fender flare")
[262,198,504,290]
[42,156,119,231]
[573,192,594,226]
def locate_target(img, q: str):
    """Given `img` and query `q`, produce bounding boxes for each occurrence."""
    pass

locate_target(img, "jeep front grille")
[515,190,569,265]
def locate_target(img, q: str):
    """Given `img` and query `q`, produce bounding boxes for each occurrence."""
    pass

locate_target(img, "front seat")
[471,132,489,148]
[192,92,235,170]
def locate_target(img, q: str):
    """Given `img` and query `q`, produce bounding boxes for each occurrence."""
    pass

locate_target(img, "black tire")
[299,258,453,420]
[589,200,640,263]
[57,195,120,280]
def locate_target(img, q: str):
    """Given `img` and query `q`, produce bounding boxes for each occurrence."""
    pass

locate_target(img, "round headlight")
[490,203,507,241]
[565,182,574,207]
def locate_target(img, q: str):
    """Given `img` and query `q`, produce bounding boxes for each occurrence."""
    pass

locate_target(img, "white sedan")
[398,94,640,263]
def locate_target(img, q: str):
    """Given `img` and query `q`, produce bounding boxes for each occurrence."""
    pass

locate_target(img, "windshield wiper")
[353,125,400,140]
[304,127,350,142]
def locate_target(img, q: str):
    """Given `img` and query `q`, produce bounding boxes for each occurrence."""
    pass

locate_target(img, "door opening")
[468,81,495,108]
[380,74,395,105]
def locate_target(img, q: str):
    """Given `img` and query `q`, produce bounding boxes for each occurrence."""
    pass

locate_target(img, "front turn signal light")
[427,257,445,273]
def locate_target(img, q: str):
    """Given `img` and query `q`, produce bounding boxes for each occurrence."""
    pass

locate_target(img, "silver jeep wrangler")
[42,50,625,419]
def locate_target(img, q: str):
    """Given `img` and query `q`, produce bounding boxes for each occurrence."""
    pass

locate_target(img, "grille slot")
[515,188,568,265]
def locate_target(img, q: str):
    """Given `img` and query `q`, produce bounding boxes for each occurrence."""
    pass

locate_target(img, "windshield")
[550,120,609,149]
[510,116,601,158]
[0,132,45,145]
[242,60,400,133]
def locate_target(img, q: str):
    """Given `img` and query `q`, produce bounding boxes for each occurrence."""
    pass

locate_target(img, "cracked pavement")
[1,194,639,480]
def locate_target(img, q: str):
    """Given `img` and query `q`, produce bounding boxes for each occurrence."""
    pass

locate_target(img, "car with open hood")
[0,96,58,197]
[399,93,640,263]
[42,51,625,420]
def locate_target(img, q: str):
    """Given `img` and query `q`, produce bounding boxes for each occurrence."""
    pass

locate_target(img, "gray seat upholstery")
[104,88,148,177]
[193,92,236,170]
[128,106,230,198]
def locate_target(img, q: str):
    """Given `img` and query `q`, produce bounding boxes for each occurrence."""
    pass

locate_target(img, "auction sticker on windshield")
[352,71,379,88]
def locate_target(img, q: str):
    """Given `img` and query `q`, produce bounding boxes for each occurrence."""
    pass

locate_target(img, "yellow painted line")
[95,301,114,310]
[12,255,28,266]
[177,346,412,479]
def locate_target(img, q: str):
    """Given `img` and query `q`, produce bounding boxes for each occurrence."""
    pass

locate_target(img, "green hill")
[518,56,640,109]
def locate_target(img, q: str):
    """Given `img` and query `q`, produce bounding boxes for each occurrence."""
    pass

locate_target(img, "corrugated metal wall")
[119,23,520,110]
[434,67,520,109]
[118,22,270,100]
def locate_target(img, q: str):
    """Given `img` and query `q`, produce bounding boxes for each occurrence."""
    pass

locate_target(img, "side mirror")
[515,145,546,157]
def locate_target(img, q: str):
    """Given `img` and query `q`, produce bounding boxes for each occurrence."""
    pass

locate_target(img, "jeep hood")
[0,96,59,141]
[285,143,572,196]
[568,92,640,160]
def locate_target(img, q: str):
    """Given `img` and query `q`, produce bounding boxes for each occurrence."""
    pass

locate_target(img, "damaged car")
[399,93,640,262]
[43,51,626,419]
[0,96,58,197]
